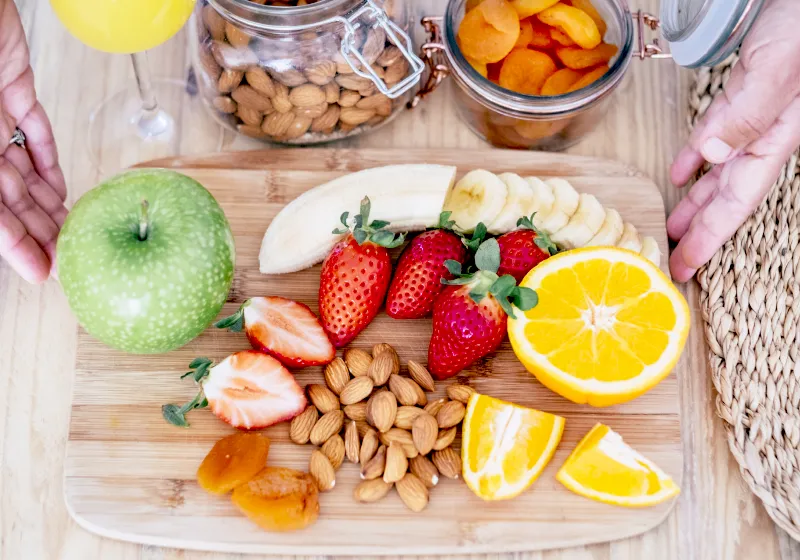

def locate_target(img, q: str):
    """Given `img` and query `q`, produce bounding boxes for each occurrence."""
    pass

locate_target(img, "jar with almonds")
[191,0,423,144]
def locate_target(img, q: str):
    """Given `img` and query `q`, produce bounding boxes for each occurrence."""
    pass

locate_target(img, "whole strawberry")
[428,238,538,380]
[497,214,558,283]
[386,212,467,319]
[319,197,404,347]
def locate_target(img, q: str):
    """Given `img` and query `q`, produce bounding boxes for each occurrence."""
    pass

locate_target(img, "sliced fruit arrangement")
[215,296,335,368]
[508,247,690,407]
[556,424,680,507]
[496,213,558,282]
[462,393,564,501]
[162,350,307,429]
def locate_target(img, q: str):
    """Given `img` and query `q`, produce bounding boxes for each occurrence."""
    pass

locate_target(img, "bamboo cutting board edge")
[65,148,684,555]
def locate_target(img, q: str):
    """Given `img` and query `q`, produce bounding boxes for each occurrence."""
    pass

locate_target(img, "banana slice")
[640,236,661,266]
[551,193,606,249]
[488,173,536,234]
[524,177,555,230]
[586,208,624,247]
[443,169,508,233]
[617,222,643,253]
[536,178,580,235]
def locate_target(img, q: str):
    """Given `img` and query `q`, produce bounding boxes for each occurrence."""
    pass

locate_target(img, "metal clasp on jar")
[632,11,672,60]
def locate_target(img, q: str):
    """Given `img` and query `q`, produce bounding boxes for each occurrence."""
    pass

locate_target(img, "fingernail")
[701,137,734,164]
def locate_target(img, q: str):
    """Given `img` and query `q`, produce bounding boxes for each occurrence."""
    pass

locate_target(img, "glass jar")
[190,0,424,144]
[412,0,764,151]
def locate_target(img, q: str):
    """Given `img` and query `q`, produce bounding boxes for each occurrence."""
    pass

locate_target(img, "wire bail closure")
[408,16,449,109]
[633,11,672,60]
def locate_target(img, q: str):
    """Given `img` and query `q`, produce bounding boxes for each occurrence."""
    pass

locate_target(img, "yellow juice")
[51,0,196,54]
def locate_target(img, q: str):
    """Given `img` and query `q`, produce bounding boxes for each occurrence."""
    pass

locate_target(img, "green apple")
[57,169,235,354]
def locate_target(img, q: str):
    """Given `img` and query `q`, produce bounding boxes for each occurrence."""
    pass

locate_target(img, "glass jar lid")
[660,0,766,68]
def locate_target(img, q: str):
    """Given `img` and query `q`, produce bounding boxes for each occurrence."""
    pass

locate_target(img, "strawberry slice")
[162,351,307,430]
[215,296,335,368]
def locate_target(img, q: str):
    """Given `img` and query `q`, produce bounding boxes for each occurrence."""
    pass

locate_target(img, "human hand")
[0,0,67,284]
[667,0,800,283]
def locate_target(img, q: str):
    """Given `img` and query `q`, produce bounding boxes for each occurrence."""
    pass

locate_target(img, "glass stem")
[131,52,158,113]
[129,52,174,140]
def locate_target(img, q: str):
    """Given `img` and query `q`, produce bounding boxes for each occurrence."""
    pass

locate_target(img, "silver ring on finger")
[9,127,25,149]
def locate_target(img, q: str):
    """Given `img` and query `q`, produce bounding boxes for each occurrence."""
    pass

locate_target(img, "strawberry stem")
[214,300,250,332]
[332,196,406,248]
[518,213,558,256]
[164,358,213,427]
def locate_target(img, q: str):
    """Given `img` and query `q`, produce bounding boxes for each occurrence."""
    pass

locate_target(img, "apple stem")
[139,200,149,241]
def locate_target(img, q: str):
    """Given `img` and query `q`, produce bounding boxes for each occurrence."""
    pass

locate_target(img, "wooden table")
[2,0,798,558]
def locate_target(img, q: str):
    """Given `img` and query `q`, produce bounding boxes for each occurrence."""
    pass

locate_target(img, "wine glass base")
[88,78,225,174]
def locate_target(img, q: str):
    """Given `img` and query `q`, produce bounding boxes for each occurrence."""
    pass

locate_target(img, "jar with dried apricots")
[190,0,424,144]
[412,0,765,150]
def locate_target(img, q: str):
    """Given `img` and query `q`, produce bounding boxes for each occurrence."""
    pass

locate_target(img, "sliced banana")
[551,193,606,249]
[639,236,661,266]
[443,169,508,233]
[586,208,624,247]
[488,173,536,234]
[524,177,555,230]
[536,178,580,235]
[617,222,643,253]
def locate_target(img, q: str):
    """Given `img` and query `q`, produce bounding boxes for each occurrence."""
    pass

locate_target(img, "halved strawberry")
[162,351,307,430]
[216,296,335,368]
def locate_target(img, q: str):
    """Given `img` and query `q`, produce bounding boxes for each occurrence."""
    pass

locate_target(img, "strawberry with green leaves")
[427,238,538,380]
[319,197,405,347]
[497,214,558,283]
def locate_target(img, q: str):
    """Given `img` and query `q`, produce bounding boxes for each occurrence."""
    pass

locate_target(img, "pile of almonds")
[289,343,474,512]
[196,1,411,144]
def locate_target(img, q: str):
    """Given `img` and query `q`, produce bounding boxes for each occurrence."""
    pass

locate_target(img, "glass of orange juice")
[50,0,223,171]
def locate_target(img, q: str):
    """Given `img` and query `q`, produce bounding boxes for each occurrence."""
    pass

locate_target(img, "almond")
[269,67,307,87]
[379,427,414,448]
[307,384,339,414]
[345,420,360,463]
[354,478,393,503]
[289,405,318,444]
[323,81,340,104]
[411,412,438,455]
[358,82,377,98]
[356,420,372,437]
[237,124,267,139]
[360,428,381,464]
[199,46,222,81]
[396,473,429,513]
[338,90,362,108]
[366,389,396,432]
[283,115,313,140]
[245,67,276,98]
[377,45,402,67]
[383,442,408,484]
[356,93,391,117]
[366,115,386,127]
[360,444,387,480]
[388,375,418,406]
[211,40,257,71]
[218,69,244,93]
[304,60,337,85]
[213,96,237,114]
[225,21,251,49]
[236,105,264,126]
[309,449,336,491]
[369,63,386,80]
[394,405,424,430]
[272,83,294,113]
[424,397,447,417]
[385,57,409,85]
[367,352,394,386]
[408,378,427,406]
[324,357,350,395]
[289,84,326,108]
[344,401,368,422]
[407,360,435,392]
[344,348,372,376]
[309,409,344,446]
[362,27,386,64]
[202,5,226,41]
[409,455,439,488]
[432,447,461,479]
[433,426,457,451]
[296,102,328,119]
[336,73,373,91]
[340,376,374,405]
[447,384,477,404]
[311,104,340,133]
[402,443,419,459]
[261,111,295,136]
[437,400,466,429]
[321,434,345,470]
[232,85,273,112]
[334,50,357,74]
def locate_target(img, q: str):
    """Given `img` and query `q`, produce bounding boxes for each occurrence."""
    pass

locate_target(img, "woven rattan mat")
[692,53,800,540]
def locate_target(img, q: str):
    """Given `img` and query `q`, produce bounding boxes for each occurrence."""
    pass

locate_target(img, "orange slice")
[508,247,690,407]
[462,393,564,500]
[556,423,680,507]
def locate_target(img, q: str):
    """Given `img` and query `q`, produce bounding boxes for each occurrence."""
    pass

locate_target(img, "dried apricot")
[567,64,609,92]
[537,4,601,49]
[197,432,270,495]
[570,0,607,36]
[541,67,583,95]
[510,0,560,19]
[466,0,485,11]
[556,43,618,69]
[458,0,520,63]
[498,48,557,95]
[515,19,534,48]
[514,119,567,140]
[231,466,320,532]
[466,56,489,78]
[550,28,575,46]
[528,19,554,48]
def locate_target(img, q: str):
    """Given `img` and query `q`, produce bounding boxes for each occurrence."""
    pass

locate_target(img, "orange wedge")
[556,423,680,507]
[508,247,690,407]
[462,393,565,500]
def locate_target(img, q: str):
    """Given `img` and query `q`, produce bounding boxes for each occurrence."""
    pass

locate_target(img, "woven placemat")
[692,53,800,541]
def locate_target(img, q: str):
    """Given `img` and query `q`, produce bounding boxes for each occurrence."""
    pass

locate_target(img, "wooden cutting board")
[65,149,684,555]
